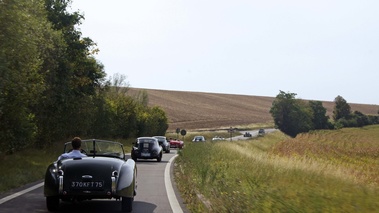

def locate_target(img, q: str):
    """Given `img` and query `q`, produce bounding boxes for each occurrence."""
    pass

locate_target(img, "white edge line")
[0,182,44,205]
[165,154,184,213]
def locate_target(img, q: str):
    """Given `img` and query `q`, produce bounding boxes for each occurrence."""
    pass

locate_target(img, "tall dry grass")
[270,125,379,187]
[174,125,379,212]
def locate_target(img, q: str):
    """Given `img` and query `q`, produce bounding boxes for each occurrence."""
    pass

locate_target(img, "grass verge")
[0,144,60,193]
[174,125,379,212]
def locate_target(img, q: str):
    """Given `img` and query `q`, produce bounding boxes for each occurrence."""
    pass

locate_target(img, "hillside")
[128,88,378,131]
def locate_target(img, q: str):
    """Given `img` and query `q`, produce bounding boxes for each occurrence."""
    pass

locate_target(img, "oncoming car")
[131,137,163,162]
[212,136,225,141]
[44,139,137,212]
[192,136,206,142]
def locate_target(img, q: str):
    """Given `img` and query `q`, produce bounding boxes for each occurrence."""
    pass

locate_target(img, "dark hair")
[71,137,82,149]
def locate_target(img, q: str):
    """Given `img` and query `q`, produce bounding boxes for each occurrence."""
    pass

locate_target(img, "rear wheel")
[131,153,137,161]
[157,153,162,162]
[121,196,133,212]
[46,196,59,212]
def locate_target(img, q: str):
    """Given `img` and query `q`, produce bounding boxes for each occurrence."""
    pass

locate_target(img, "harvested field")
[128,88,379,131]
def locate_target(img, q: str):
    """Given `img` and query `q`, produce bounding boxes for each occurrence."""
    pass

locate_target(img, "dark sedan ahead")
[131,137,163,162]
[153,136,170,153]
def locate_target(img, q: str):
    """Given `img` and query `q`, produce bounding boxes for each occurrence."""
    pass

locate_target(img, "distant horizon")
[71,0,379,105]
[128,87,379,106]
[127,87,379,131]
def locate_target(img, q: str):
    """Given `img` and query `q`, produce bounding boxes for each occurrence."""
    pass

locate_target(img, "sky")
[70,0,379,105]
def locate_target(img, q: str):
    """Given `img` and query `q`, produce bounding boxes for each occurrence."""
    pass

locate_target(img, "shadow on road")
[57,200,157,213]
[135,160,169,164]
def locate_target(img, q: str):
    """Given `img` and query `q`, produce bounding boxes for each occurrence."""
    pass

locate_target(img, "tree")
[108,73,130,98]
[112,96,138,138]
[351,111,369,127]
[135,106,168,137]
[270,91,313,137]
[0,0,63,152]
[309,101,331,129]
[33,0,106,146]
[135,90,149,107]
[333,95,351,121]
[0,0,169,152]
[149,106,169,136]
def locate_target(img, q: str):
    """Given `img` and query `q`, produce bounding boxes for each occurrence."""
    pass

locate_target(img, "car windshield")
[135,138,158,148]
[64,139,125,159]
[138,138,156,144]
[153,136,165,143]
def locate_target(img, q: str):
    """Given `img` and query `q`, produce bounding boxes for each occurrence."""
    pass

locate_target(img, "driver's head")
[71,137,82,149]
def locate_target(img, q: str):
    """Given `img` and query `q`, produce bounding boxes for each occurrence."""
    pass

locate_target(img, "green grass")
[0,138,133,193]
[0,144,60,193]
[174,125,379,212]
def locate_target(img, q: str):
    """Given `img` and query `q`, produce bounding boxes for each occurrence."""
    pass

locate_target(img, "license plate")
[141,152,150,157]
[71,181,104,189]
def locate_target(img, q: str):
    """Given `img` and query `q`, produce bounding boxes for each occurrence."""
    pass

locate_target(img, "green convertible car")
[44,139,137,212]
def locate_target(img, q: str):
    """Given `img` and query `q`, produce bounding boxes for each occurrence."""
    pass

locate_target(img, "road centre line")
[165,154,183,213]
[0,182,44,205]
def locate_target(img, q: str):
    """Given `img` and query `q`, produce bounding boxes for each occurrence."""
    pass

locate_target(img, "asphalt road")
[228,128,277,141]
[0,129,275,213]
[0,150,187,213]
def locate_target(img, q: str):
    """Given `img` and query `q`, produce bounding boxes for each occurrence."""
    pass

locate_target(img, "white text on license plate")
[71,181,103,188]
[141,153,150,157]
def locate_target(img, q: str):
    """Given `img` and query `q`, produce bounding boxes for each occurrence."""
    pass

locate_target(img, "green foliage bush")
[0,0,169,154]
[270,91,320,137]
[270,91,377,137]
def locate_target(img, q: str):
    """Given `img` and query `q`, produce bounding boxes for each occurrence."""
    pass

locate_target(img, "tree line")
[0,0,168,154]
[270,91,379,137]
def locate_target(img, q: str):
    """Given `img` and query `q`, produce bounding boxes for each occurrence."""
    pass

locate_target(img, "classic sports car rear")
[153,136,170,153]
[243,132,252,137]
[131,137,163,162]
[169,139,184,149]
[44,139,137,212]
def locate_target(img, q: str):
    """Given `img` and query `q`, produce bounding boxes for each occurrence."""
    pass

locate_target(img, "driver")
[58,137,87,160]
